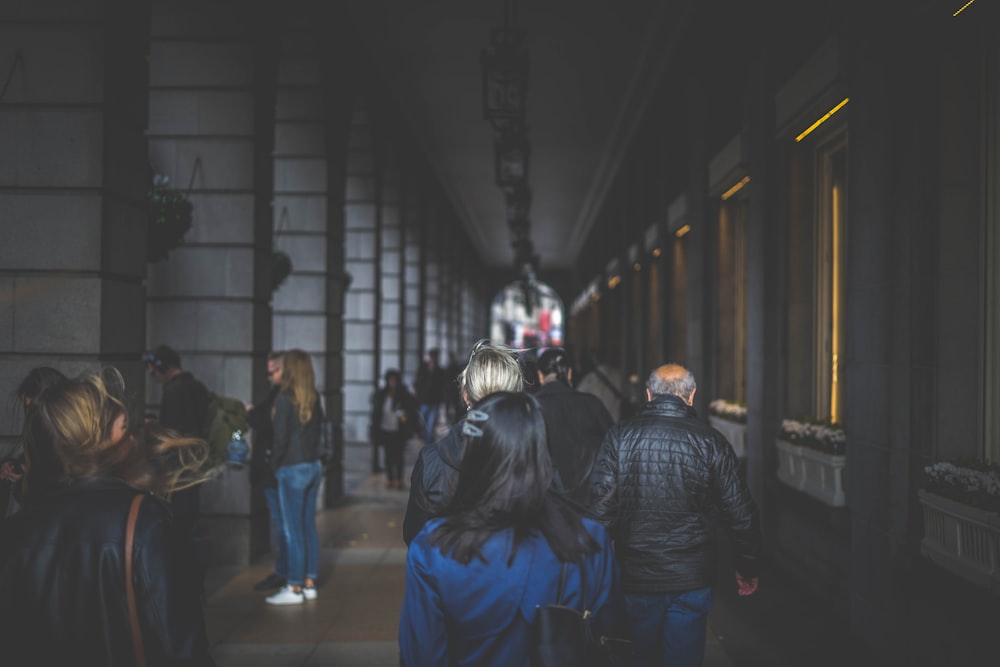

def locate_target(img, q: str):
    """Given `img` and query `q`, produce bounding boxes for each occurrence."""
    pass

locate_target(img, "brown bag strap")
[126,494,147,667]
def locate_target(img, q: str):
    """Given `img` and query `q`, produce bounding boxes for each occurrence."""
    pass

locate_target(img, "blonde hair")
[460,339,524,405]
[279,349,318,423]
[23,368,210,499]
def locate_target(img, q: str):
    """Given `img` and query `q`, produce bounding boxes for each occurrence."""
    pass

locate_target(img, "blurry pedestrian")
[534,347,614,506]
[1,367,67,517]
[369,369,418,490]
[413,348,447,445]
[247,351,287,592]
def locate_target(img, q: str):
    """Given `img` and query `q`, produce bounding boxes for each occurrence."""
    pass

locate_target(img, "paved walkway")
[202,440,877,667]
[203,439,736,667]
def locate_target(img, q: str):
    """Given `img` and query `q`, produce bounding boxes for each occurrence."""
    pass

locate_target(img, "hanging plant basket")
[272,250,293,291]
[147,187,193,262]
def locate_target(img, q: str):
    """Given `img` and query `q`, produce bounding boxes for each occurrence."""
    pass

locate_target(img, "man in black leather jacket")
[588,363,761,667]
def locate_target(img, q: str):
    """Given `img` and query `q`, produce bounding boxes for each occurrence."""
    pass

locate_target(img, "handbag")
[532,561,632,667]
[126,494,148,667]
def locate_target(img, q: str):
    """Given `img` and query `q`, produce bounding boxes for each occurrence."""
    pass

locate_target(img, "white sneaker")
[266,586,304,606]
[302,586,318,601]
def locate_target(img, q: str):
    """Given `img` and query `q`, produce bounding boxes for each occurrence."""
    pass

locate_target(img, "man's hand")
[735,572,759,597]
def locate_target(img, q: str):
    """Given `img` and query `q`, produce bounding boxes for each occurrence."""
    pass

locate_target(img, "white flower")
[709,399,747,422]
[924,462,1000,499]
[779,417,845,452]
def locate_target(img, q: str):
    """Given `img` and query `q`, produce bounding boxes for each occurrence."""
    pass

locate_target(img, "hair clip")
[461,421,484,437]
[466,409,489,423]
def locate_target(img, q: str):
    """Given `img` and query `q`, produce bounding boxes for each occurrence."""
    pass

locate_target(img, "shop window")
[813,132,848,424]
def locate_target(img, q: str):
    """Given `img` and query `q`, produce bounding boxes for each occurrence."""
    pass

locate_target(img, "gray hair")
[460,339,524,404]
[646,365,696,399]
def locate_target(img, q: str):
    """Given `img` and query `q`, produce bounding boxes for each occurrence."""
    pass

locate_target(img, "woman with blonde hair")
[0,368,214,665]
[265,348,325,605]
[402,339,524,544]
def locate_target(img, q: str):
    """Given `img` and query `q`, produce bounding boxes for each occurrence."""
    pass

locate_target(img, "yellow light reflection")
[651,247,661,258]
[633,262,641,272]
[795,98,849,143]
[675,224,691,238]
[830,182,842,423]
[608,275,621,289]
[953,0,976,17]
[721,176,751,201]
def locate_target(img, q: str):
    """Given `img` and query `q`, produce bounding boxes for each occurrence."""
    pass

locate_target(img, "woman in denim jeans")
[265,349,324,606]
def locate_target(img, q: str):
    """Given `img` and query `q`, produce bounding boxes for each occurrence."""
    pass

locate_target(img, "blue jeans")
[418,403,439,444]
[263,486,287,577]
[625,587,715,667]
[276,460,323,586]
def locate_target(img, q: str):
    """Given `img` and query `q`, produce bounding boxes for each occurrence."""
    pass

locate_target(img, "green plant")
[147,187,193,262]
[272,250,292,291]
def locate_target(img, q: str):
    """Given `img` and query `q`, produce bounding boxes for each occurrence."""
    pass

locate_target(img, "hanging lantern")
[481,2,529,130]
[495,125,530,191]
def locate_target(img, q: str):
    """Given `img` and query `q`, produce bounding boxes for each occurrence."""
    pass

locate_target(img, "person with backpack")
[265,348,324,605]
[144,343,212,591]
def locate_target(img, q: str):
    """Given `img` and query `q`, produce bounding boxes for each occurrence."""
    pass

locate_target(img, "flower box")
[708,415,747,459]
[919,489,1000,593]
[775,438,846,507]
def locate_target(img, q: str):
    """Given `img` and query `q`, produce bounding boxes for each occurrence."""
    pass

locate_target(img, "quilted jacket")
[588,394,761,593]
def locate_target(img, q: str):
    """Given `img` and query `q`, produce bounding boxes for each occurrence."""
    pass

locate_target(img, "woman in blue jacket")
[399,391,625,666]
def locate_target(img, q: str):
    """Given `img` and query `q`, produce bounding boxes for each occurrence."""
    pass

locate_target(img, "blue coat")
[399,517,623,667]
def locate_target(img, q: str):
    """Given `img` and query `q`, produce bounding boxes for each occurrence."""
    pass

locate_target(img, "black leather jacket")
[534,380,615,505]
[588,395,761,594]
[0,478,214,666]
[402,423,465,545]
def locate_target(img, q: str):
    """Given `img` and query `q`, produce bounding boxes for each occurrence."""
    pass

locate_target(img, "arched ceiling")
[342,1,691,270]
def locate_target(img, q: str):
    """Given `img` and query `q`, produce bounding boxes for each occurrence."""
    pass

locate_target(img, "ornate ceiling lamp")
[482,0,538,287]
[481,0,529,133]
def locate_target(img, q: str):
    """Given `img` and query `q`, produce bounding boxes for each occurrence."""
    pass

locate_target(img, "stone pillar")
[684,79,711,417]
[378,149,404,376]
[401,170,423,378]
[342,100,378,444]
[0,1,150,450]
[272,37,328,385]
[743,56,785,530]
[145,2,276,566]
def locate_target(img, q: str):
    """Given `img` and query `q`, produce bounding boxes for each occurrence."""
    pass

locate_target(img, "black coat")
[160,371,210,438]
[0,478,213,665]
[247,384,280,487]
[534,380,614,505]
[402,423,464,545]
[369,386,418,441]
[588,394,762,594]
[269,391,323,470]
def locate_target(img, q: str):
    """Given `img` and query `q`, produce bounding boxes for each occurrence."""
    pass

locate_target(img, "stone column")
[0,1,150,450]
[342,100,378,444]
[145,2,276,566]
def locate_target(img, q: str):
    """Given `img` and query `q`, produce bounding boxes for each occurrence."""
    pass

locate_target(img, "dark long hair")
[429,392,598,565]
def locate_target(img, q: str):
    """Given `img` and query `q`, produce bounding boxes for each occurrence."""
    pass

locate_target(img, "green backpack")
[203,391,249,466]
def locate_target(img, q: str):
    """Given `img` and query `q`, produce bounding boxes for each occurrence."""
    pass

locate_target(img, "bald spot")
[655,364,688,383]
